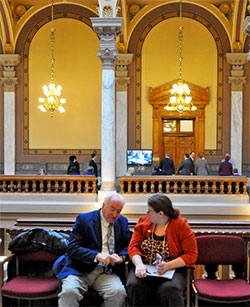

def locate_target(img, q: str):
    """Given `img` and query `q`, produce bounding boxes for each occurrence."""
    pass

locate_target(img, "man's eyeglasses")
[146,209,154,214]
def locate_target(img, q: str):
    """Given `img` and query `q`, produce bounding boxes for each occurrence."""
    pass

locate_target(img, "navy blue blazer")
[159,158,175,175]
[53,209,131,279]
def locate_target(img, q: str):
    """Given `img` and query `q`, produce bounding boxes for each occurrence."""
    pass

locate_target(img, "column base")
[98,182,117,202]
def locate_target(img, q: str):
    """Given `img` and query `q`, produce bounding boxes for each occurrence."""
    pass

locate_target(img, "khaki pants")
[58,266,126,307]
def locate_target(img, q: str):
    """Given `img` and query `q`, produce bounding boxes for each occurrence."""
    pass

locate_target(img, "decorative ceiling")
[0,0,249,53]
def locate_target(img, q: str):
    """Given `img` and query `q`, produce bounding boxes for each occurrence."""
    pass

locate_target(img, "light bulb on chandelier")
[38,0,66,117]
[165,0,196,114]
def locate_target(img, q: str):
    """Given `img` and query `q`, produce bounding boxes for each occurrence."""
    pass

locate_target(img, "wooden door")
[163,136,194,170]
[162,119,195,170]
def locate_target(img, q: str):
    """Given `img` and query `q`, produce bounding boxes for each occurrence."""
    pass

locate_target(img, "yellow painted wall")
[141,17,217,150]
[29,18,102,149]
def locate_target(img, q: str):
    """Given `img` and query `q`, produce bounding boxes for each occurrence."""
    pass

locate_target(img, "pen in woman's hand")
[155,253,162,266]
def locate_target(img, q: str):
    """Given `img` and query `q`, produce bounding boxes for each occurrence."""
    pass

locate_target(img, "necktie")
[107,223,115,255]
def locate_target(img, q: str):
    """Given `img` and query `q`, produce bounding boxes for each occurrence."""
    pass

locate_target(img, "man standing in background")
[177,153,193,175]
[189,151,195,175]
[194,154,210,175]
[159,152,175,175]
[89,152,98,177]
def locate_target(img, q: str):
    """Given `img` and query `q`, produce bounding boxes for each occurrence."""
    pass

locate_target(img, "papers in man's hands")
[146,265,175,279]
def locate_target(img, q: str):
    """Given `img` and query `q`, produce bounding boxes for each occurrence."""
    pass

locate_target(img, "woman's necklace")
[149,222,169,265]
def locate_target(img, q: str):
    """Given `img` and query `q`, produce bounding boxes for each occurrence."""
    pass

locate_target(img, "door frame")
[149,80,209,163]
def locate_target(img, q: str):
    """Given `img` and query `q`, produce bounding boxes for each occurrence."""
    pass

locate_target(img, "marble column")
[226,53,248,175]
[91,17,122,193]
[0,54,21,175]
[115,54,133,177]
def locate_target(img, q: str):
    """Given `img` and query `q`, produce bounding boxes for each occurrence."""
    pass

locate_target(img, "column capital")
[0,54,21,91]
[228,76,246,91]
[0,54,21,67]
[116,53,133,66]
[226,53,248,67]
[0,78,19,92]
[115,54,133,91]
[226,53,248,91]
[115,77,131,91]
[91,17,122,69]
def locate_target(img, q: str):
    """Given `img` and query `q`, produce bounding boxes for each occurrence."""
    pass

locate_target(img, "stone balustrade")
[0,175,97,193]
[119,176,248,195]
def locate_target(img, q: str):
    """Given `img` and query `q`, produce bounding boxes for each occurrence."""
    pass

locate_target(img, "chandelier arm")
[179,0,183,82]
[38,0,67,116]
[50,0,55,83]
[167,0,196,114]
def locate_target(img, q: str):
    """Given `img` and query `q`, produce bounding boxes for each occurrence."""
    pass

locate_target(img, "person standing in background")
[89,152,98,177]
[194,154,210,175]
[177,153,193,175]
[221,153,233,165]
[189,151,195,175]
[219,155,233,176]
[159,152,175,175]
[67,155,80,175]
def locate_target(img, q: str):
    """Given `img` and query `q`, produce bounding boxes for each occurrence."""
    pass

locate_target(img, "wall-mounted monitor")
[127,150,153,166]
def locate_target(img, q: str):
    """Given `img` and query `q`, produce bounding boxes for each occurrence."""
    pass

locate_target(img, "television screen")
[127,150,153,166]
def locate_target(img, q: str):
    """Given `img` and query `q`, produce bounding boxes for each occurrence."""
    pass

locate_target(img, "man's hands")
[96,252,123,266]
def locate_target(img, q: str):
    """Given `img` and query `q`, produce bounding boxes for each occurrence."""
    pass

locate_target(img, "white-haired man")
[53,193,131,307]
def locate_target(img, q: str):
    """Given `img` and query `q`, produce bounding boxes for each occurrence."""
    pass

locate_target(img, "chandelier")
[38,0,66,117]
[165,0,196,114]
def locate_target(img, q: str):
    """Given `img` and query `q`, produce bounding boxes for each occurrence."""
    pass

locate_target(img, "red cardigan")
[128,215,198,267]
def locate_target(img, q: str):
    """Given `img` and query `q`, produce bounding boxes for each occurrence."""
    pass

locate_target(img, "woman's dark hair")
[91,152,97,158]
[69,155,76,163]
[148,194,180,219]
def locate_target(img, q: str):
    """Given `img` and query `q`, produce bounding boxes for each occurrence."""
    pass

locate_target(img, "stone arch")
[127,2,231,159]
[15,4,99,160]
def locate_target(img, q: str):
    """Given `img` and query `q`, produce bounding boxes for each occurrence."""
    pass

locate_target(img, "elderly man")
[53,193,131,307]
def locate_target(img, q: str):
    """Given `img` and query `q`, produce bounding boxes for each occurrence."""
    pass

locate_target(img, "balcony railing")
[0,175,97,193]
[119,176,248,195]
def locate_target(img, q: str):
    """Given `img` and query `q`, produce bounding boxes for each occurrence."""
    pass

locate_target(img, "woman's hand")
[156,261,168,275]
[135,263,147,278]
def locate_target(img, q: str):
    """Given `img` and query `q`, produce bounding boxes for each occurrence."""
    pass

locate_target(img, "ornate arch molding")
[0,1,11,45]
[233,0,247,50]
[0,36,2,164]
[244,35,250,52]
[15,4,98,158]
[127,2,231,157]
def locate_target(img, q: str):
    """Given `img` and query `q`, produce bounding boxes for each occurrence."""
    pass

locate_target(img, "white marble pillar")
[91,17,122,193]
[102,68,116,189]
[0,54,21,174]
[226,53,248,175]
[115,54,133,177]
[231,92,242,173]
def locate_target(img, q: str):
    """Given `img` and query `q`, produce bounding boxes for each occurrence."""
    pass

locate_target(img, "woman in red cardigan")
[127,194,198,307]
